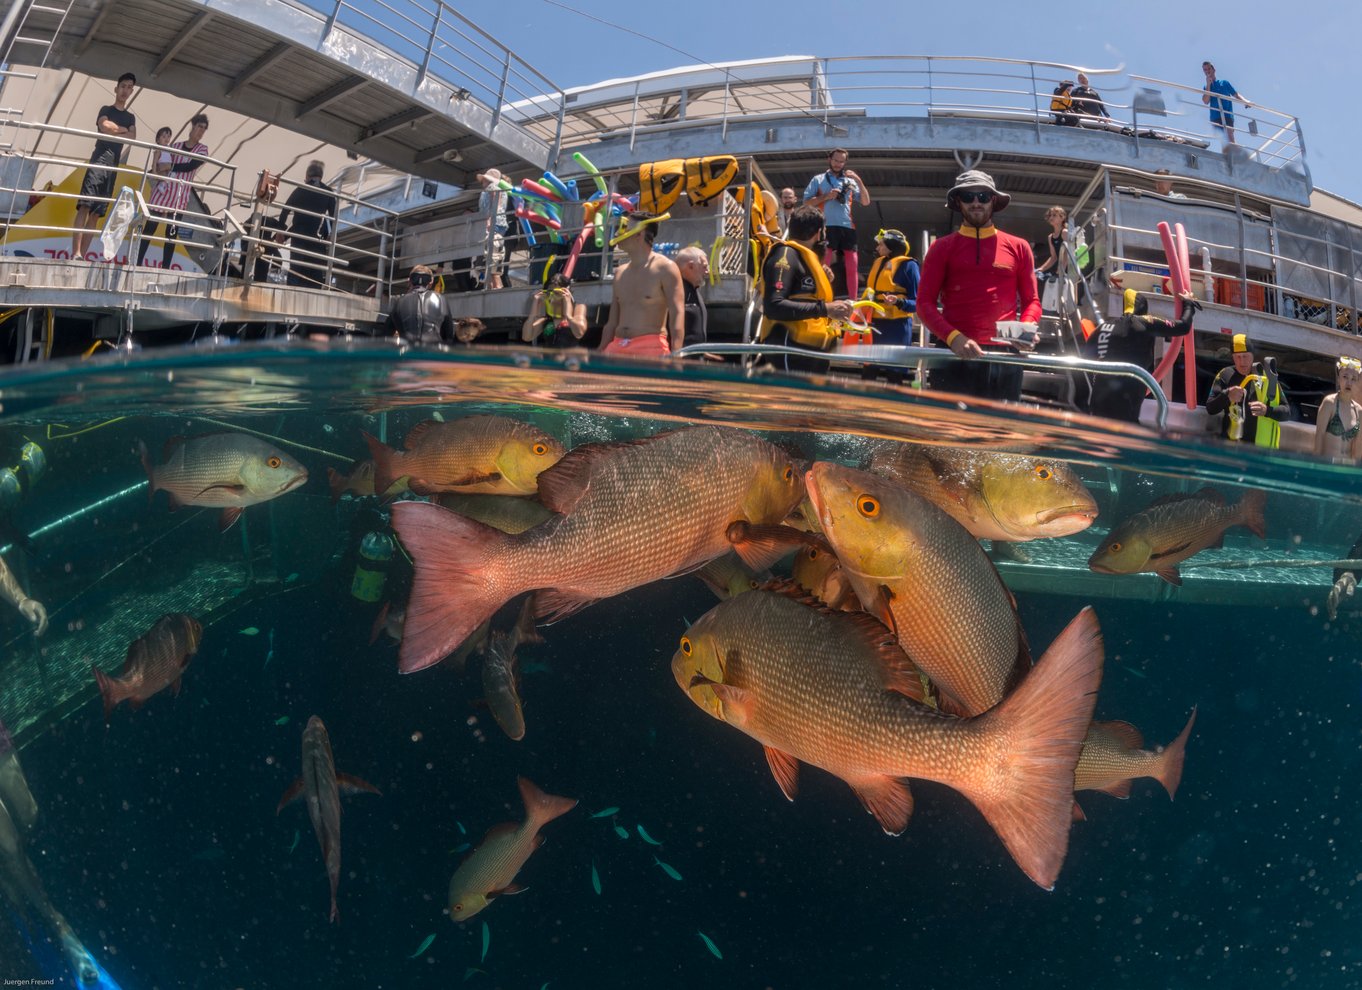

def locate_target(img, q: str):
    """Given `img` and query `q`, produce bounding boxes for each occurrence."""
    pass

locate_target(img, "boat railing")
[391,156,759,297]
[674,343,1172,431]
[301,0,566,153]
[504,55,1304,175]
[1068,165,1359,339]
[0,117,402,298]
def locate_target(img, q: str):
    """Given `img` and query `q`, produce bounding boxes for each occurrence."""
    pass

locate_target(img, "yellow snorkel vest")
[864,254,915,320]
[757,240,838,350]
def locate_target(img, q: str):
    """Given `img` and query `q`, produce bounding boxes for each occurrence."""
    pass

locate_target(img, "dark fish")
[276,716,381,923]
[139,432,308,531]
[93,613,202,723]
[481,599,543,741]
[1088,487,1266,585]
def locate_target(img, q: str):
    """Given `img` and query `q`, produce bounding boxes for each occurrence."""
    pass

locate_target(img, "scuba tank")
[350,529,394,602]
[0,442,45,513]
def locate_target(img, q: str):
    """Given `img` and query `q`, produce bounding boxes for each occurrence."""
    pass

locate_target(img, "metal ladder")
[0,0,77,152]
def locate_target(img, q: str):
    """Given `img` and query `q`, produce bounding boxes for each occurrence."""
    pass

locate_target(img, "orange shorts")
[603,332,671,357]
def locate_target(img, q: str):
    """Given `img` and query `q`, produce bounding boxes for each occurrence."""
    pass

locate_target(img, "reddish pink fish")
[93,613,202,723]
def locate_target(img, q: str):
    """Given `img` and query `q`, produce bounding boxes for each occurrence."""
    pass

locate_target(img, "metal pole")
[1030,62,1041,140]
[1234,191,1248,310]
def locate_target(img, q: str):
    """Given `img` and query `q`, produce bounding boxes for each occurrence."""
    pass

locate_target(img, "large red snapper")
[364,415,564,497]
[139,432,308,530]
[805,462,1030,716]
[673,589,1104,890]
[391,426,804,673]
[867,442,1098,542]
[1088,487,1266,585]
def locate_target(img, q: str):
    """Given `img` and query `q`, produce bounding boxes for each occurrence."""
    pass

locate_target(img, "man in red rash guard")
[918,169,1041,401]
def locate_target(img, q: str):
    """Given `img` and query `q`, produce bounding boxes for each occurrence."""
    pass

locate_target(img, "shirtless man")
[599,212,684,357]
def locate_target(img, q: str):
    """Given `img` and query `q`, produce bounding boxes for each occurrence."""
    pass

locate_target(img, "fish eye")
[532,442,548,456]
[454,902,463,912]
[748,579,759,589]
[856,495,880,518]
[782,465,794,483]
[1108,541,1122,553]
[680,636,693,657]
[1034,465,1053,480]
[806,546,819,560]
[266,456,282,469]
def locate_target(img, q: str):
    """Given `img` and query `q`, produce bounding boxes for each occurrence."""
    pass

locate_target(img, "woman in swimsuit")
[1314,355,1362,462]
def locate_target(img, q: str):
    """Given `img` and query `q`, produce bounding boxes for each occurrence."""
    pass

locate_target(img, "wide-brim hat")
[947,169,1011,212]
[477,167,503,186]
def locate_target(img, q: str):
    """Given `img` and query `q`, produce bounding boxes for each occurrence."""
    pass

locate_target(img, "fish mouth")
[278,471,309,495]
[1037,504,1098,525]
[1086,557,1117,574]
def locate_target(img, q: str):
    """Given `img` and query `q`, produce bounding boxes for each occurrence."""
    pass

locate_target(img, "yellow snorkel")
[609,212,671,248]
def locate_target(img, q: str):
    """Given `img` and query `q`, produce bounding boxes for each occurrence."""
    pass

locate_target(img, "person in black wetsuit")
[278,160,338,289]
[1082,288,1198,423]
[757,205,856,373]
[1328,533,1362,620]
[386,265,455,346]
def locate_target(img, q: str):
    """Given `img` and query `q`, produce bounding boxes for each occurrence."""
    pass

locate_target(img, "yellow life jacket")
[638,156,739,214]
[1248,374,1282,448]
[757,240,838,350]
[864,254,915,320]
[1051,92,1072,113]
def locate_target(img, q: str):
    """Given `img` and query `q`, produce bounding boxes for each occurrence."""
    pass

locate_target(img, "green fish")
[589,807,620,819]
[450,842,472,854]
[456,820,467,835]
[239,627,259,636]
[408,934,435,959]
[463,967,486,981]
[613,825,629,840]
[480,920,490,963]
[591,860,601,895]
[636,825,662,846]
[287,829,299,854]
[274,716,289,726]
[653,855,683,882]
[697,930,723,960]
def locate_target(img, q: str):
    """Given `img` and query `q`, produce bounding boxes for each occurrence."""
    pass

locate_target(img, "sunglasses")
[956,190,994,205]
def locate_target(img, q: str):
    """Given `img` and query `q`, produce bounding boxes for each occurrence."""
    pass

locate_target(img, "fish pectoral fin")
[336,772,383,798]
[276,777,305,815]
[409,472,502,496]
[532,588,600,625]
[726,521,812,571]
[218,507,243,532]
[1096,779,1133,800]
[1155,566,1183,586]
[196,483,247,499]
[847,775,914,836]
[171,675,183,697]
[763,746,800,802]
[1071,800,1086,822]
[487,883,527,899]
[864,585,897,636]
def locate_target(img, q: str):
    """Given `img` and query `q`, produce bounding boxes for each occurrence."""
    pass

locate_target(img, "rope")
[1182,557,1361,571]
[190,416,351,461]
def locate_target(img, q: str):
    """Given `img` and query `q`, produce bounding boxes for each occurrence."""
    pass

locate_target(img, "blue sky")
[470,0,1353,198]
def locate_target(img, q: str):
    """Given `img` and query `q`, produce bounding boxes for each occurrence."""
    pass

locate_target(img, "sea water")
[0,343,1357,989]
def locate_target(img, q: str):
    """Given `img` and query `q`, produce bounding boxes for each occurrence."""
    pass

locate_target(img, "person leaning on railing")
[1082,289,1199,424]
[72,72,137,261]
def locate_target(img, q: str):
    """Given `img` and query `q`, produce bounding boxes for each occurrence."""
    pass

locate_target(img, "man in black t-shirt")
[73,72,137,261]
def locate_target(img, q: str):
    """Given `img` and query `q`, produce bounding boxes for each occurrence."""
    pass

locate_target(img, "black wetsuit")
[682,281,708,350]
[386,288,454,346]
[1083,302,1196,422]
[761,242,831,373]
[1205,360,1289,442]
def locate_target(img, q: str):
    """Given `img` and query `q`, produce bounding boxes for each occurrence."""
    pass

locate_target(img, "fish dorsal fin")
[763,746,800,801]
[1094,719,1145,750]
[162,435,187,462]
[402,420,440,449]
[920,448,974,509]
[758,581,922,700]
[534,440,636,515]
[1146,487,1225,510]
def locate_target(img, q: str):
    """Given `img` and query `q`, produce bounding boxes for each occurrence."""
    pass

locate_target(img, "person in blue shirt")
[802,148,871,299]
[1201,61,1251,145]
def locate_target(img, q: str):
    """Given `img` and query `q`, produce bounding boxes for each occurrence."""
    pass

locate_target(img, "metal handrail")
[673,343,1172,430]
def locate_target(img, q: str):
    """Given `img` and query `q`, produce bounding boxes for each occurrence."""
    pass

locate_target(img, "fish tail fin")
[362,432,400,498]
[517,776,577,829]
[1152,707,1197,800]
[326,467,345,503]
[390,501,515,673]
[329,895,339,925]
[971,607,1104,891]
[92,666,119,723]
[1237,489,1267,539]
[137,440,156,501]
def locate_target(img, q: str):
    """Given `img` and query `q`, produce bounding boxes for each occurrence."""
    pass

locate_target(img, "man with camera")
[802,148,871,299]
